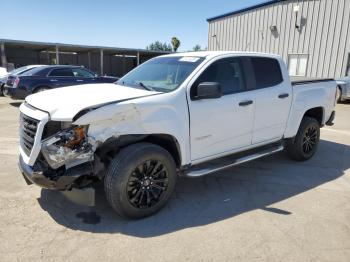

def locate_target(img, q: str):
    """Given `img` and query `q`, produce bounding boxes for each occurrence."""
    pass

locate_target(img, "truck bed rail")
[291,78,334,86]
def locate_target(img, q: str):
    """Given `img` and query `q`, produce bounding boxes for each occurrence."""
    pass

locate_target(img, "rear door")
[48,68,76,87]
[188,56,255,161]
[249,57,292,144]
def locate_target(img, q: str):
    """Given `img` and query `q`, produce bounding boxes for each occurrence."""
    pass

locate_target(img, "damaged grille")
[20,113,39,156]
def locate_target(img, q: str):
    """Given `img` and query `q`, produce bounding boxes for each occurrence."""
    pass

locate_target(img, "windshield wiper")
[138,82,155,91]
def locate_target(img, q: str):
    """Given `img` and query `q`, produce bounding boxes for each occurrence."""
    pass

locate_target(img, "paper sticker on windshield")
[179,57,200,62]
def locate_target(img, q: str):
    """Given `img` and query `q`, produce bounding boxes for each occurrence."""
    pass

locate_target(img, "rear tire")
[104,142,177,219]
[285,117,320,161]
[0,84,3,96]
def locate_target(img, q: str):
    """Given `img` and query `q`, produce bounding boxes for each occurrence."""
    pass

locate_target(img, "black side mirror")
[196,82,222,100]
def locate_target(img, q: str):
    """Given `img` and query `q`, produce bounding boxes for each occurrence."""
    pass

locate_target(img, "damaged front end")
[19,123,104,192]
[41,125,93,170]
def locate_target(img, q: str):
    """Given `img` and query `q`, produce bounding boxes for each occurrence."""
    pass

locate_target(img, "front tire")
[104,142,177,219]
[285,117,320,161]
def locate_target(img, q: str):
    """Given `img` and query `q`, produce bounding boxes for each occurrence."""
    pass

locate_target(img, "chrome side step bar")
[185,145,284,177]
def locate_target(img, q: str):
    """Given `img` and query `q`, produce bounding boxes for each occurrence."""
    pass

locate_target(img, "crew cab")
[4,65,118,99]
[18,51,337,219]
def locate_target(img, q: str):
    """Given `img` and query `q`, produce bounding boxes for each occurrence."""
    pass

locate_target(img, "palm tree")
[193,44,201,51]
[171,37,181,52]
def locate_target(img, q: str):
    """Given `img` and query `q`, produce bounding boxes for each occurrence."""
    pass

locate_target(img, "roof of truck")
[162,51,282,59]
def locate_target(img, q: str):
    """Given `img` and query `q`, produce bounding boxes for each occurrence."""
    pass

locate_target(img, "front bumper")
[3,85,28,99]
[18,155,93,190]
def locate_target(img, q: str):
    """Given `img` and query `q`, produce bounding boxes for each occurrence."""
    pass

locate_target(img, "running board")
[185,144,284,177]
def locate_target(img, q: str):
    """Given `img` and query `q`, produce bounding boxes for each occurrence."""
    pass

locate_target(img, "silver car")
[336,77,350,102]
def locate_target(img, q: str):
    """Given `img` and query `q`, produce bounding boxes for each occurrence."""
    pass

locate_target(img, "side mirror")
[196,82,222,100]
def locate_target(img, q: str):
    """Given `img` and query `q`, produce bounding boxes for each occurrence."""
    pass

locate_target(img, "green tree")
[193,44,201,51]
[146,41,172,51]
[171,37,181,52]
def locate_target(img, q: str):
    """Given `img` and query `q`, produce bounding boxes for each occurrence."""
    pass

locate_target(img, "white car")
[18,51,337,218]
[0,67,7,77]
[0,65,44,96]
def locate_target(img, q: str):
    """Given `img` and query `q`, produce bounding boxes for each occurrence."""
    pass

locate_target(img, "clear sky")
[0,0,263,51]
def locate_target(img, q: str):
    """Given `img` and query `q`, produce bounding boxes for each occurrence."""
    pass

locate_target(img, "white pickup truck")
[18,51,336,219]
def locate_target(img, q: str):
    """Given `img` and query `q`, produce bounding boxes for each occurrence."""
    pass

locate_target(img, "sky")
[0,0,263,51]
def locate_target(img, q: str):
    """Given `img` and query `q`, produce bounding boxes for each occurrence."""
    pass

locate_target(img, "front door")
[188,57,255,161]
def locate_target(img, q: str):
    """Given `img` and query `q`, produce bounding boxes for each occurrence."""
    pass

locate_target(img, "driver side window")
[191,57,246,99]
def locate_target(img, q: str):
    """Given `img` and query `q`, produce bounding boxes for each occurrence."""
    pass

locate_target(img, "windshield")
[117,56,205,92]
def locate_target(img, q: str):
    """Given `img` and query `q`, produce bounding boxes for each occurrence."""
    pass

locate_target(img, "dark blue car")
[4,65,118,99]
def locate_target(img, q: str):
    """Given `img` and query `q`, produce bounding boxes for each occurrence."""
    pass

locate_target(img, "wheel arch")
[95,134,182,168]
[285,106,325,141]
[33,85,51,93]
[303,106,324,126]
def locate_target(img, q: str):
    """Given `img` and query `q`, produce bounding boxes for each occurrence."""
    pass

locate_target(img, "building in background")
[0,39,169,77]
[207,0,350,78]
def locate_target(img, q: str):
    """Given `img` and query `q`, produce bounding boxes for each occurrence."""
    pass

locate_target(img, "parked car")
[4,65,118,99]
[0,67,7,77]
[335,76,350,102]
[18,51,336,219]
[0,65,44,96]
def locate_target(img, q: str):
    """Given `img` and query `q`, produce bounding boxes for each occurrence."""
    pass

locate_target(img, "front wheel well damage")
[95,134,182,168]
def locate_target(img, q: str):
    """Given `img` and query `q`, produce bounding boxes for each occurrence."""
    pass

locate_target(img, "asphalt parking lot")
[0,96,349,262]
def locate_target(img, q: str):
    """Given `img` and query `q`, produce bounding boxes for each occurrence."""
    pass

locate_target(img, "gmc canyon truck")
[18,52,336,219]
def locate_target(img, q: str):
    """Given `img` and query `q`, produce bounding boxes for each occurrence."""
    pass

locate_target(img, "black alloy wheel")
[104,142,177,219]
[127,160,169,209]
[302,125,318,155]
[285,117,320,161]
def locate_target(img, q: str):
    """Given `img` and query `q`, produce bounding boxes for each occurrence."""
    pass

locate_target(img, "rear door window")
[49,68,74,77]
[251,57,283,89]
[72,68,95,78]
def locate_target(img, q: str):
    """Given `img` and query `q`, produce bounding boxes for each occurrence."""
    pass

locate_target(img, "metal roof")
[0,38,170,55]
[207,0,288,22]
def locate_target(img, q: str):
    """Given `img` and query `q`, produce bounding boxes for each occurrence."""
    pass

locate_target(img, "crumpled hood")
[25,83,157,121]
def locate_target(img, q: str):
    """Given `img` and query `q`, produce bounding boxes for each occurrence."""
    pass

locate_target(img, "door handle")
[239,100,253,106]
[50,79,58,82]
[76,79,84,82]
[278,93,289,99]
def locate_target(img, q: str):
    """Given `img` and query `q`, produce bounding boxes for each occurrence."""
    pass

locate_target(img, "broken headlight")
[41,125,93,169]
